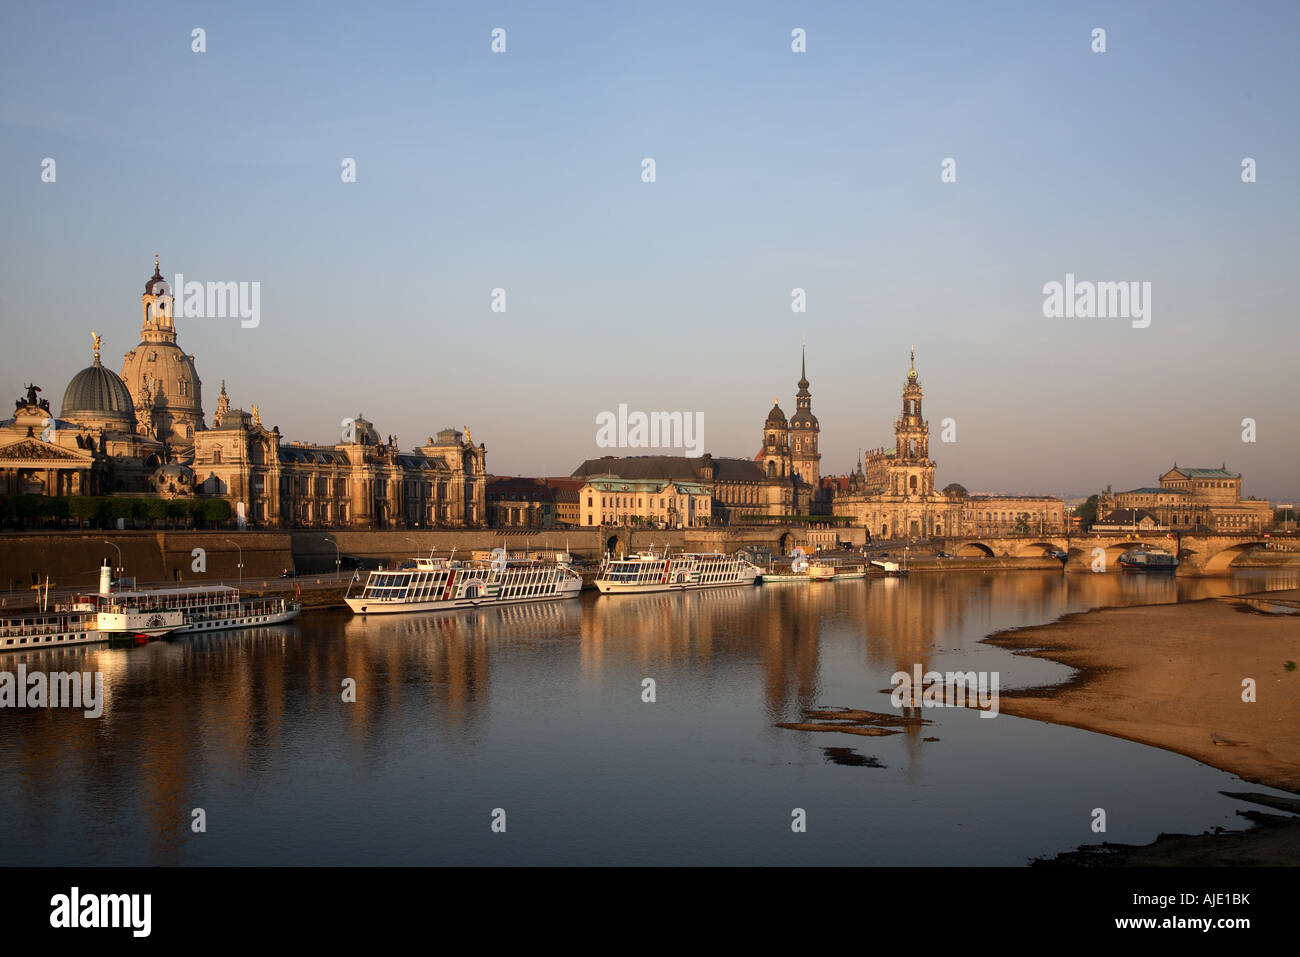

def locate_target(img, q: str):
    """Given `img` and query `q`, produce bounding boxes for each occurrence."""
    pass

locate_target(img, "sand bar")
[985,589,1300,793]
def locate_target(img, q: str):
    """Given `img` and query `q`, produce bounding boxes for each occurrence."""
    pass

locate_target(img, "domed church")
[1,257,489,527]
[1,331,165,496]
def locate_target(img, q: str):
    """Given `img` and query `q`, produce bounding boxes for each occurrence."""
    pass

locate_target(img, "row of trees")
[0,496,232,530]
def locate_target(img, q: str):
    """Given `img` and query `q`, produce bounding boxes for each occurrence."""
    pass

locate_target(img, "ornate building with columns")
[1,335,167,498]
[2,257,487,528]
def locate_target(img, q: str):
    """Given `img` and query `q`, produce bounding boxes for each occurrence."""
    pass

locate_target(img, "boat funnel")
[100,559,112,597]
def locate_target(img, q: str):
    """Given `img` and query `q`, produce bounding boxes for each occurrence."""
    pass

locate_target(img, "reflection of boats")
[346,552,582,614]
[595,550,760,594]
[345,593,583,638]
[1119,549,1178,572]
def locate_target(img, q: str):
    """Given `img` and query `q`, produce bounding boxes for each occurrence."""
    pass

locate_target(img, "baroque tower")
[761,398,791,480]
[788,343,820,491]
[120,256,205,450]
[888,348,935,498]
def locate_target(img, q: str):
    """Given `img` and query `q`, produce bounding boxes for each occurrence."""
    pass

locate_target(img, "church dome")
[120,344,204,446]
[62,356,135,425]
[765,400,787,428]
[144,257,168,295]
[790,408,818,429]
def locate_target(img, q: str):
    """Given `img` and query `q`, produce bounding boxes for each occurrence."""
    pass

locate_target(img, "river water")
[1,568,1295,865]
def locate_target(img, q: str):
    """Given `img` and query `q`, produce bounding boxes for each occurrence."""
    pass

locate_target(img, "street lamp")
[225,539,243,586]
[325,535,341,582]
[103,540,123,579]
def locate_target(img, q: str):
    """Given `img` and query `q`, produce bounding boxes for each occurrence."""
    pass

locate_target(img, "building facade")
[577,476,711,528]
[1104,465,1271,532]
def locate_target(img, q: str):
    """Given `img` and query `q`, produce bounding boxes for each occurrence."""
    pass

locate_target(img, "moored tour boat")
[0,560,299,652]
[595,550,760,594]
[1118,549,1179,572]
[806,557,867,581]
[346,551,582,615]
[0,602,183,652]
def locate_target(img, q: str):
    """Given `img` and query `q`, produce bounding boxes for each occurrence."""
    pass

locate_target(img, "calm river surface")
[1,568,1296,866]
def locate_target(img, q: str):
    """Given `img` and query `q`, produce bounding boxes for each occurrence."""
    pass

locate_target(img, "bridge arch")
[1198,541,1266,575]
[1014,541,1060,557]
[1101,541,1163,570]
[955,541,994,558]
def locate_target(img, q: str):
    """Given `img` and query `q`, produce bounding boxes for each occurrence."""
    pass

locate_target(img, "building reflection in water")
[0,567,1293,864]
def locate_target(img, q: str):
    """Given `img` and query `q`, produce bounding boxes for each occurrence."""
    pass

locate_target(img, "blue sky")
[2,1,1297,499]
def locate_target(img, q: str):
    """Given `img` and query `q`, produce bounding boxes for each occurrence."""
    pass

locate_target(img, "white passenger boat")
[595,550,760,594]
[0,603,183,652]
[758,570,810,583]
[806,557,867,581]
[1118,549,1179,572]
[345,551,582,615]
[88,584,301,633]
[0,562,299,652]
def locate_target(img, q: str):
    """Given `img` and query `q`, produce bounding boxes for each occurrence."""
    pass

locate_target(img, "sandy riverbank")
[984,588,1299,864]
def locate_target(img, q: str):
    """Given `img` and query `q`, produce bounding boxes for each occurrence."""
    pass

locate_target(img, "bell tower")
[761,399,790,481]
[121,255,206,449]
[140,254,177,343]
[789,342,820,495]
[888,348,935,498]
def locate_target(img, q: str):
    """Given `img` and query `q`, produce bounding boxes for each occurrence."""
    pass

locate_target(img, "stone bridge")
[938,532,1274,576]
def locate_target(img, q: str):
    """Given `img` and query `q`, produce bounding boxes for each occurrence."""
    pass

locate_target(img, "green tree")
[69,496,96,529]
[144,498,168,529]
[15,496,42,527]
[1076,494,1101,531]
[165,500,189,528]
[205,498,231,525]
[1013,512,1031,535]
[46,496,70,526]
[128,498,149,529]
[92,497,116,527]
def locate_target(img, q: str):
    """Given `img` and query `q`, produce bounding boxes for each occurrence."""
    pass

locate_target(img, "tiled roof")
[1098,508,1161,524]
[571,454,766,484]
[1171,466,1240,479]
